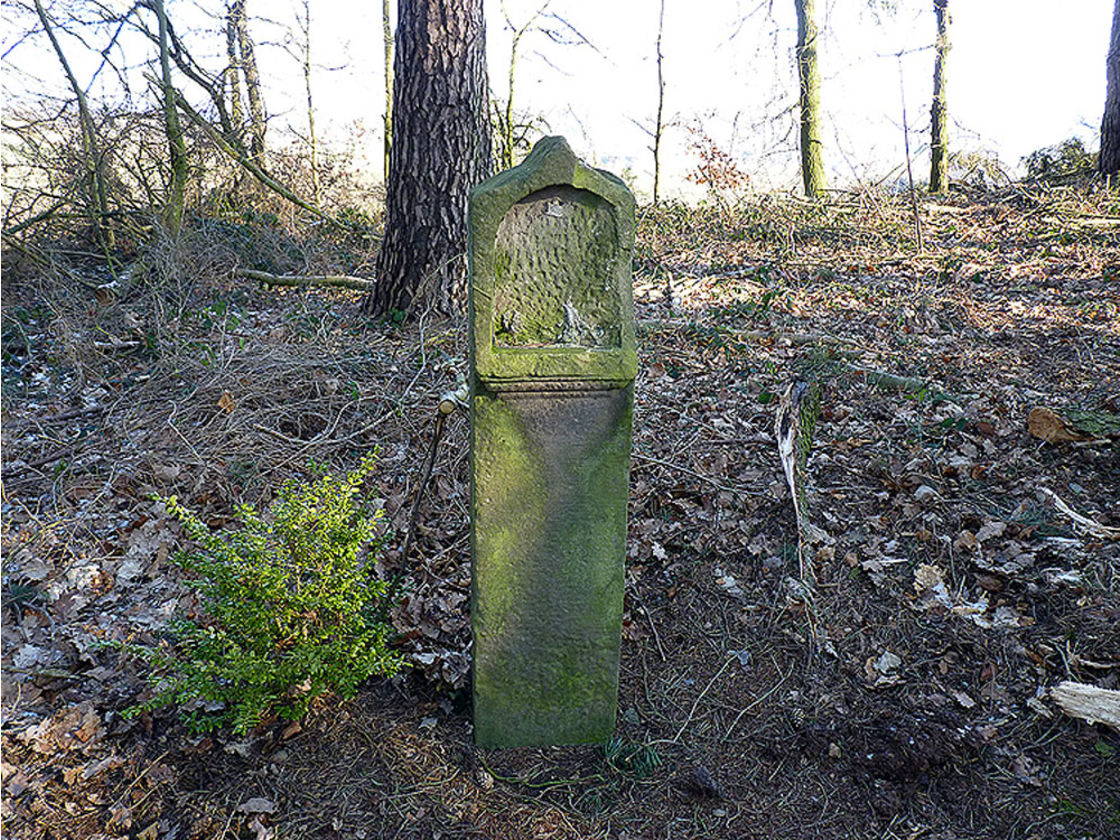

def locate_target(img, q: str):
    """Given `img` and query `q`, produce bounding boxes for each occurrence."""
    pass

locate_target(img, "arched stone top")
[468,137,637,388]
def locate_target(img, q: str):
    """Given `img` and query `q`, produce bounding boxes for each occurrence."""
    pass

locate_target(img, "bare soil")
[3,183,1119,839]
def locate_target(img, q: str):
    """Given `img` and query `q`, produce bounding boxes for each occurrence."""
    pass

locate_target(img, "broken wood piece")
[845,365,961,404]
[1039,487,1120,541]
[1028,406,1120,443]
[234,268,373,292]
[1050,681,1120,732]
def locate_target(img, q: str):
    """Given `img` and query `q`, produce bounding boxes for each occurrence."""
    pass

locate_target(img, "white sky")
[2,0,1113,200]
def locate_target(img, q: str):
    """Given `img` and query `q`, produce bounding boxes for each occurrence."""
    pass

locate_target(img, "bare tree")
[1102,0,1120,177]
[494,1,550,171]
[224,1,243,130]
[153,0,187,235]
[929,0,950,193]
[794,0,826,196]
[31,0,114,248]
[298,0,320,206]
[231,0,266,160]
[652,0,666,205]
[364,0,492,317]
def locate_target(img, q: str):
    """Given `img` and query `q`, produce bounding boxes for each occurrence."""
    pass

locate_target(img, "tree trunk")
[33,0,114,248]
[794,0,826,197]
[154,0,188,236]
[652,0,666,205]
[364,0,492,318]
[929,0,950,193]
[300,0,320,207]
[1102,0,1120,177]
[383,0,393,183]
[225,1,243,130]
[232,0,266,161]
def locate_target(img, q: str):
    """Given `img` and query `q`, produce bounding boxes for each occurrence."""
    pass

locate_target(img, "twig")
[1,441,82,479]
[401,408,450,559]
[654,653,736,745]
[896,53,924,254]
[235,268,373,292]
[631,452,766,496]
[629,586,667,662]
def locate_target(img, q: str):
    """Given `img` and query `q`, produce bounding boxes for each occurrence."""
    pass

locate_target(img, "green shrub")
[128,453,403,734]
[1023,138,1097,180]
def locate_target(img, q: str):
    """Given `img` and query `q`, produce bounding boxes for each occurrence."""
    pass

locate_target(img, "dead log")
[1051,681,1120,732]
[235,268,373,292]
[1028,406,1120,443]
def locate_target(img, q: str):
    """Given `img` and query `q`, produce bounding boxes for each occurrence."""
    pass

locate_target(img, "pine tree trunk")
[364,0,492,318]
[1102,0,1120,177]
[929,0,950,193]
[383,0,393,183]
[795,0,826,197]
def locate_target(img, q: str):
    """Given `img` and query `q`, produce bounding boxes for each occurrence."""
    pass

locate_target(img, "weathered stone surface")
[468,136,637,387]
[468,137,636,748]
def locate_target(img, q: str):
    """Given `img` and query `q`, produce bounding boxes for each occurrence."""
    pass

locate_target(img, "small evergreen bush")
[128,453,403,734]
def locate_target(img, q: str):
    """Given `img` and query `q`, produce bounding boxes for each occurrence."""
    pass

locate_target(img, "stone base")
[470,383,631,748]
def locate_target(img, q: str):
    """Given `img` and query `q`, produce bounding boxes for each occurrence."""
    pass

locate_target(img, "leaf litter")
[2,183,1119,839]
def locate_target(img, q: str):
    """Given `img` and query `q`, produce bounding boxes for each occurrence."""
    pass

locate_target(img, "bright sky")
[2,0,1113,200]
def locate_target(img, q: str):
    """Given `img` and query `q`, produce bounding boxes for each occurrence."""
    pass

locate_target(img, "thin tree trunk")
[383,0,393,183]
[225,1,243,129]
[498,2,548,171]
[364,0,492,318]
[652,0,666,205]
[929,0,950,193]
[301,0,320,207]
[794,0,826,197]
[154,0,188,236]
[1102,0,1120,177]
[33,0,114,248]
[233,0,266,161]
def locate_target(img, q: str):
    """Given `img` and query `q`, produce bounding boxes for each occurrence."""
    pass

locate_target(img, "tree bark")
[1102,0,1120,177]
[154,0,188,236]
[794,0,826,197]
[364,0,492,318]
[232,0,266,161]
[929,0,950,193]
[383,0,394,183]
[225,1,243,130]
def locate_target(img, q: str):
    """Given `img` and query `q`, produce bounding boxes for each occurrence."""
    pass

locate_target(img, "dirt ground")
[2,183,1119,839]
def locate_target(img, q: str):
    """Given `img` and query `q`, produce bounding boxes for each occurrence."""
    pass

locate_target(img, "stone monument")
[467,136,637,748]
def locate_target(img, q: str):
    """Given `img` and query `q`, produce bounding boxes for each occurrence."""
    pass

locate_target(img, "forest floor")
[2,182,1119,840]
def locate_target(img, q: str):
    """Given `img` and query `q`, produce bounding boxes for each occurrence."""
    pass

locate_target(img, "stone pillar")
[467,136,637,748]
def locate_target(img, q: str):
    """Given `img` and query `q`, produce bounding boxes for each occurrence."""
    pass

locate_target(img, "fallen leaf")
[953,530,978,552]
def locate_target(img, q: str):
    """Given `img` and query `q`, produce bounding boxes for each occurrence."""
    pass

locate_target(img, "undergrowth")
[123,452,404,734]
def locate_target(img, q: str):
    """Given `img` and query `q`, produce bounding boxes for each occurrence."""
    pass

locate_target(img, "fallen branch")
[176,97,354,233]
[235,268,373,292]
[1051,681,1120,732]
[845,365,960,404]
[1039,487,1120,542]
